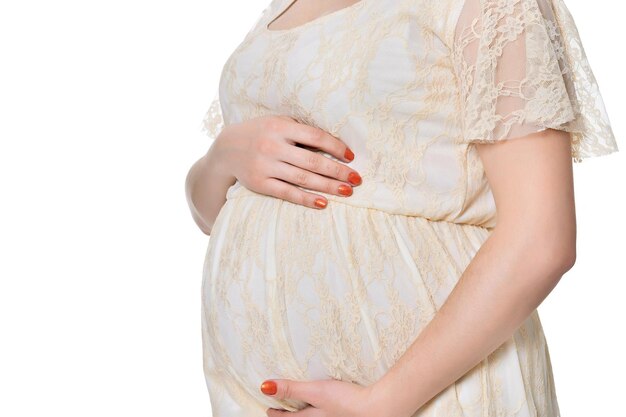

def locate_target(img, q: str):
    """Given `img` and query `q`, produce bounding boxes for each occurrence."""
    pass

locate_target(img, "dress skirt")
[201,187,560,417]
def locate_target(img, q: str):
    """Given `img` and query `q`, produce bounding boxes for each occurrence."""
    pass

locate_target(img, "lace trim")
[201,91,225,140]
[452,0,618,162]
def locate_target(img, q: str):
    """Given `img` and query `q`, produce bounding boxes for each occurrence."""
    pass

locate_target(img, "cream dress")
[200,0,619,416]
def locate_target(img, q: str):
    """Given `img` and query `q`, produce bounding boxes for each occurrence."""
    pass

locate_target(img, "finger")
[263,379,325,407]
[267,405,321,417]
[278,145,362,186]
[266,407,289,417]
[270,161,354,198]
[280,120,355,163]
[261,178,330,209]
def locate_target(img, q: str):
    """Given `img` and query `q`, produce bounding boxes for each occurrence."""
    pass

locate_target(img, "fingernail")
[344,148,354,161]
[260,380,277,395]
[347,172,362,186]
[314,198,327,208]
[338,184,353,196]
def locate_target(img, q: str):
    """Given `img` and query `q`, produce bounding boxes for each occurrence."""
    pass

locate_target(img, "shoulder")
[433,0,566,49]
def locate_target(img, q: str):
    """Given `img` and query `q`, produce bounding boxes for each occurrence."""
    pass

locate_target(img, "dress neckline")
[263,0,368,35]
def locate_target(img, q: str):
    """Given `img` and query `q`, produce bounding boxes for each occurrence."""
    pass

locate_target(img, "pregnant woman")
[186,0,619,416]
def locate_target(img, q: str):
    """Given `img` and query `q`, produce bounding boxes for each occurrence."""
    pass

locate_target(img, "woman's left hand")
[260,377,386,417]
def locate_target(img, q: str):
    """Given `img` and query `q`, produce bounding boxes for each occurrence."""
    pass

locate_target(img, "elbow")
[200,223,213,236]
[185,165,213,236]
[497,220,577,277]
[533,234,577,277]
[499,209,577,276]
[563,245,577,272]
[511,237,576,287]
[193,209,214,236]
[547,220,577,275]
[554,245,576,275]
[189,209,213,236]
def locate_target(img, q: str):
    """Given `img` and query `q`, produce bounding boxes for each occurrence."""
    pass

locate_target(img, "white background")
[0,1,623,416]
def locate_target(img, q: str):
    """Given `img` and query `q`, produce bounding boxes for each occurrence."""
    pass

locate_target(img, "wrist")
[367,377,398,417]
[369,373,420,417]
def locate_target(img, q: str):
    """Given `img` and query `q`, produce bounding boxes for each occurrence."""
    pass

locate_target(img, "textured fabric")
[200,1,618,416]
[452,0,618,161]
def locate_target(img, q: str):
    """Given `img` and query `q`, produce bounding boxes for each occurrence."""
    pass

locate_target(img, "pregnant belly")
[201,187,491,412]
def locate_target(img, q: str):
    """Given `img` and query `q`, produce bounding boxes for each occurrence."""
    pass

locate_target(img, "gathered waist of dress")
[205,181,495,391]
[223,181,493,232]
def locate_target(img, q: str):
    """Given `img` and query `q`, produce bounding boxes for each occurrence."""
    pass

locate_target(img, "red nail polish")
[261,380,277,395]
[338,184,353,196]
[344,148,354,161]
[314,198,327,208]
[347,172,362,186]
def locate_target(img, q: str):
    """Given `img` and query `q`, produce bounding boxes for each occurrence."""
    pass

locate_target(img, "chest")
[218,0,458,131]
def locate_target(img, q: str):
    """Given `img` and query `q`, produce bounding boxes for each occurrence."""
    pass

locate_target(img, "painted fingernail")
[338,184,353,196]
[344,147,354,161]
[261,380,277,395]
[347,172,362,186]
[314,198,327,208]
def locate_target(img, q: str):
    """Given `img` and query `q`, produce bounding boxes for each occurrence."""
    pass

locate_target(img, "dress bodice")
[202,0,618,229]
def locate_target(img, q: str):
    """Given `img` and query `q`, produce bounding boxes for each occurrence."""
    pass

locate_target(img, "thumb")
[260,379,322,405]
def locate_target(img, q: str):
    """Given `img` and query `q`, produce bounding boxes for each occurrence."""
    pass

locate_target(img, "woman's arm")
[185,129,237,236]
[186,116,362,235]
[370,127,577,417]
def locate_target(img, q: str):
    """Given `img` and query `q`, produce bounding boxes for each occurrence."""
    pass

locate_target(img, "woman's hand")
[213,115,362,209]
[260,378,390,417]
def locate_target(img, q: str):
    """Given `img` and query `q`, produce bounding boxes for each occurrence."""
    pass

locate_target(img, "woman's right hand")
[212,115,362,209]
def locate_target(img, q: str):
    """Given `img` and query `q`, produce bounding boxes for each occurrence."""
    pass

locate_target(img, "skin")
[195,2,577,416]
[185,115,361,235]
[260,127,577,417]
[267,0,363,31]
[186,0,368,235]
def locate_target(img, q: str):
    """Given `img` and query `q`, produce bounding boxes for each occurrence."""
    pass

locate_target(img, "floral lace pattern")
[451,0,618,161]
[202,194,559,417]
[199,1,617,416]
[201,92,225,141]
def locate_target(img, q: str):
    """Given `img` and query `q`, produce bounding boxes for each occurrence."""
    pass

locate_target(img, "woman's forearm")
[370,223,576,417]
[185,133,236,235]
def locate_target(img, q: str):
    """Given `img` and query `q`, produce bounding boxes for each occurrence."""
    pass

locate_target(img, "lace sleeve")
[201,90,225,142]
[451,0,619,162]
